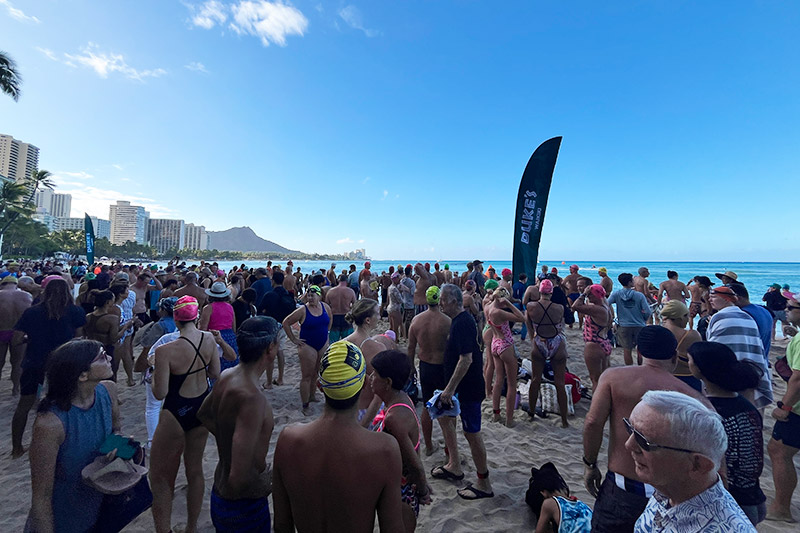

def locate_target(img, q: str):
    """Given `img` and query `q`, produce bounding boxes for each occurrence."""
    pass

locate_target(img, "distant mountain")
[206,226,298,254]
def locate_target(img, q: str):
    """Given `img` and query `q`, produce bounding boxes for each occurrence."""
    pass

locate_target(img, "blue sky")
[1,1,798,261]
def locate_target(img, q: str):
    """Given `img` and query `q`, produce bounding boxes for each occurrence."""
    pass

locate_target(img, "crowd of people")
[0,256,799,532]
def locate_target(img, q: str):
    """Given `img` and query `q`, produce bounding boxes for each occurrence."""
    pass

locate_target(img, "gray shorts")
[617,326,643,350]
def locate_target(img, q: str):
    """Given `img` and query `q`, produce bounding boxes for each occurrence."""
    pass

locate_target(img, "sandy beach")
[1,319,798,532]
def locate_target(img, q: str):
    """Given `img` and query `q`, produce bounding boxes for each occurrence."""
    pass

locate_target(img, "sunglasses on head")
[787,304,800,311]
[623,418,697,454]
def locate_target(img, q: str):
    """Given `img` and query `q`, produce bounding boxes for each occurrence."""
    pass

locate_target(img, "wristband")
[582,456,597,468]
[777,401,792,412]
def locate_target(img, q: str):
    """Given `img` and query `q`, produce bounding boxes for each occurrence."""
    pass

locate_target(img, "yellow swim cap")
[319,341,365,400]
[426,285,440,305]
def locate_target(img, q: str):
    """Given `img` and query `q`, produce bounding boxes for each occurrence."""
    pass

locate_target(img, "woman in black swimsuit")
[150,296,221,533]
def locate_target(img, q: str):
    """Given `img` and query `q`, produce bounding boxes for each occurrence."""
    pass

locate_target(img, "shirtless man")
[499,268,513,293]
[562,264,581,302]
[272,340,403,533]
[657,270,689,306]
[360,275,377,302]
[408,286,452,456]
[442,264,453,284]
[17,276,42,302]
[358,261,372,284]
[283,265,296,296]
[174,271,208,308]
[327,274,357,342]
[326,263,337,287]
[0,277,32,395]
[633,267,655,324]
[130,271,162,325]
[413,263,436,315]
[198,316,280,531]
[433,263,445,286]
[598,267,613,297]
[582,325,711,533]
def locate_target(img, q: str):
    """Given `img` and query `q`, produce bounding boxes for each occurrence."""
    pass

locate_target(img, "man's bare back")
[174,283,208,308]
[0,287,32,331]
[273,417,403,533]
[658,279,689,304]
[413,266,435,306]
[633,276,653,303]
[327,284,356,315]
[563,273,580,294]
[408,308,451,365]
[585,365,710,480]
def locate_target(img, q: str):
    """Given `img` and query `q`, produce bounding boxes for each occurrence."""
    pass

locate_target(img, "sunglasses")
[623,418,697,454]
[93,348,109,362]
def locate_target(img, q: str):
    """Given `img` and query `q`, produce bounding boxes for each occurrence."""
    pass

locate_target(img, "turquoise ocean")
[205,260,800,295]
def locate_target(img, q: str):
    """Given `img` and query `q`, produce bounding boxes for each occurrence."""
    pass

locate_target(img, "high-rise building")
[184,223,208,251]
[109,200,148,245]
[34,189,53,211]
[148,218,185,254]
[32,208,57,232]
[0,134,39,182]
[34,190,72,217]
[54,217,111,240]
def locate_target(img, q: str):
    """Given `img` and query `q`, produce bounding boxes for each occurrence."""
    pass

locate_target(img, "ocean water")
[199,259,799,295]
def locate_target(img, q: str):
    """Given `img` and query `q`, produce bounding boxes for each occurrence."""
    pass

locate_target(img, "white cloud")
[36,47,58,61]
[52,172,179,219]
[382,190,388,200]
[185,61,209,73]
[338,5,379,37]
[358,239,365,244]
[63,43,166,81]
[111,164,124,171]
[0,0,40,23]
[336,237,354,244]
[57,170,94,180]
[230,1,308,47]
[189,0,228,29]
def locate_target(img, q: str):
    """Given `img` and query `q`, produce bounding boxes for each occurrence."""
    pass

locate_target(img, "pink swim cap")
[539,279,553,294]
[41,275,63,288]
[173,295,199,321]
[589,284,606,299]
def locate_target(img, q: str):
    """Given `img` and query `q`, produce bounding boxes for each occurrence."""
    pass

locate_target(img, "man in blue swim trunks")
[198,316,281,533]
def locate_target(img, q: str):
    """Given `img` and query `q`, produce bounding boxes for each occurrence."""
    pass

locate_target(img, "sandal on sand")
[430,465,464,482]
[457,483,494,500]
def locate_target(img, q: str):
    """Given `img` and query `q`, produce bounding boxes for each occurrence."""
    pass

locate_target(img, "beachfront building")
[149,218,185,254]
[0,133,39,183]
[32,208,57,232]
[109,200,149,245]
[55,216,111,240]
[35,190,72,218]
[184,223,208,251]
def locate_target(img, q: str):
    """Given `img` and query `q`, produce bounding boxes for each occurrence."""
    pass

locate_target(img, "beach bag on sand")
[536,382,575,416]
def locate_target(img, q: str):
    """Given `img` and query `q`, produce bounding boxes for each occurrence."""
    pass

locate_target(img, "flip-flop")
[457,483,494,500]
[430,465,464,482]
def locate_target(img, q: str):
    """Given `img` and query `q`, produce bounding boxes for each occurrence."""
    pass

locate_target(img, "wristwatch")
[582,456,597,468]
[777,401,792,412]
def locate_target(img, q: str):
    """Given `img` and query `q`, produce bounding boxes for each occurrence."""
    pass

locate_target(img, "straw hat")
[205,281,231,299]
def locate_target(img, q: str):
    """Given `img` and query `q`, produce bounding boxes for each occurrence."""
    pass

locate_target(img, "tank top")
[206,301,235,331]
[50,384,113,533]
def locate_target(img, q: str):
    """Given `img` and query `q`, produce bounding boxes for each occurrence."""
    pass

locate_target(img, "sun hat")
[205,281,231,299]
[484,279,499,291]
[1,275,18,285]
[660,300,689,320]
[112,272,130,285]
[319,340,366,400]
[173,296,199,321]
[539,279,553,294]
[81,455,148,496]
[426,285,440,305]
[714,270,738,282]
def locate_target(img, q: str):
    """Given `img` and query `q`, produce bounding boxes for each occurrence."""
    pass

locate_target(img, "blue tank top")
[50,384,113,533]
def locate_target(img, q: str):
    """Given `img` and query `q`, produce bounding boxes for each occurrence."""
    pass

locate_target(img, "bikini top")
[377,402,421,452]
[166,334,209,400]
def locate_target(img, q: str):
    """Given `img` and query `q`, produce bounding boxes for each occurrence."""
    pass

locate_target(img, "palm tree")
[0,169,53,259]
[0,51,22,101]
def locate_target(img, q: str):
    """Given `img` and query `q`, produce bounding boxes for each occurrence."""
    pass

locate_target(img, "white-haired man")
[628,390,755,532]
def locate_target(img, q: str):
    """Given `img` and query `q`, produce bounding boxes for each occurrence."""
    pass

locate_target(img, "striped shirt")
[708,306,773,408]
